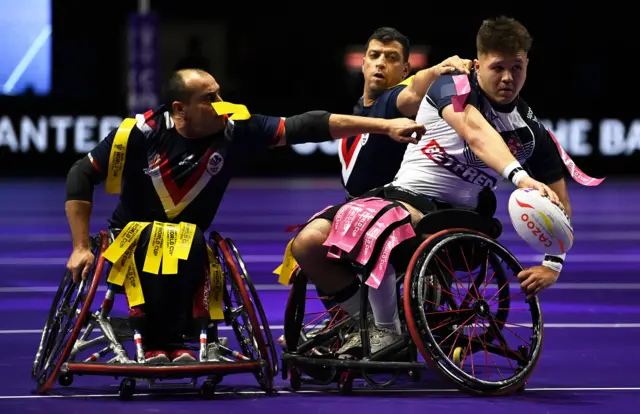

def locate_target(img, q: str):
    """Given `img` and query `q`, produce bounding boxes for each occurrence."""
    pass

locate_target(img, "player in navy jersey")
[292,17,588,357]
[339,27,472,199]
[64,68,425,363]
[308,28,472,333]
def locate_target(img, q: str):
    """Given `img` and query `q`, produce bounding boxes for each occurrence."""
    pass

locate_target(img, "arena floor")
[1,177,638,413]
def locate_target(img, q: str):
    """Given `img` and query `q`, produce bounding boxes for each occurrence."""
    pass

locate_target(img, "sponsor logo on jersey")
[421,139,497,188]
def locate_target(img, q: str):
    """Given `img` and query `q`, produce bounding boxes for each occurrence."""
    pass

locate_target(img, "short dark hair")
[365,27,411,62]
[476,16,532,56]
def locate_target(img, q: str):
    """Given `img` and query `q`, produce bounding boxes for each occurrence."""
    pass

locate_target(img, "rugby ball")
[508,188,574,255]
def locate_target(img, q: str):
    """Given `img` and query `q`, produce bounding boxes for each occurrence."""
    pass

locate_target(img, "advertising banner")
[0,114,637,176]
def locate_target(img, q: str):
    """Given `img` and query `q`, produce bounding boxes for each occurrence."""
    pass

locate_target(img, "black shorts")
[315,185,444,222]
[311,185,497,273]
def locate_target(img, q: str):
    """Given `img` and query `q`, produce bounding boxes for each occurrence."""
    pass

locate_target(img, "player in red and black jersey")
[64,68,424,363]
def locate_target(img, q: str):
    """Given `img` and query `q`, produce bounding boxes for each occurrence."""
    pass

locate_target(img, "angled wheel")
[210,232,275,392]
[225,238,279,377]
[32,231,109,393]
[404,228,543,396]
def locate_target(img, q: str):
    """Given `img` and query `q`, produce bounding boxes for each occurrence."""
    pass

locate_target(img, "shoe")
[336,326,404,357]
[144,350,170,363]
[278,318,332,349]
[369,326,404,354]
[169,349,197,363]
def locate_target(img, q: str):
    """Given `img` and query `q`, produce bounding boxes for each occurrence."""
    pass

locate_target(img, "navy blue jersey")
[338,83,409,198]
[88,108,283,230]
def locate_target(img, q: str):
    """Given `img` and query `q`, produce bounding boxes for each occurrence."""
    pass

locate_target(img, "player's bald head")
[162,69,218,113]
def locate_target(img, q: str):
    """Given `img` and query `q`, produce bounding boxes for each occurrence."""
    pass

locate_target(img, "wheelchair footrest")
[65,360,261,379]
[281,353,426,371]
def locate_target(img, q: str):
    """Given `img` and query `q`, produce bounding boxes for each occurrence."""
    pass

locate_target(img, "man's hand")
[67,248,95,283]
[518,265,559,298]
[432,55,472,76]
[517,176,561,206]
[384,118,424,144]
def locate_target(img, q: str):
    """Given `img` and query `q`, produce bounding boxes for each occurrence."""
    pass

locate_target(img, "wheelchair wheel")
[32,231,109,393]
[210,233,275,392]
[404,228,543,396]
[224,237,279,376]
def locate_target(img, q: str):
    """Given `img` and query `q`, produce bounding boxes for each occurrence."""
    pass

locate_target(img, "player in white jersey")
[291,16,584,357]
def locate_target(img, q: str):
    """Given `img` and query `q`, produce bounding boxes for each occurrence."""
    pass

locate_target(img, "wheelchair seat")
[414,209,502,239]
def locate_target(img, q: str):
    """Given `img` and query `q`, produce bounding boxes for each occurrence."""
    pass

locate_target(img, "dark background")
[1,2,637,178]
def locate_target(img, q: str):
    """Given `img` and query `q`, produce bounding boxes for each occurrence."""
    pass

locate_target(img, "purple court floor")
[0,177,639,412]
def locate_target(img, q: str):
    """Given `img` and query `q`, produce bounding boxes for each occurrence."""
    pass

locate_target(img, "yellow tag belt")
[102,221,224,320]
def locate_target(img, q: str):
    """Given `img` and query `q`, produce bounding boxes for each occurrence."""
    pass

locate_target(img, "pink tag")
[323,198,391,256]
[354,206,410,267]
[366,222,415,289]
[451,74,471,113]
[547,129,605,186]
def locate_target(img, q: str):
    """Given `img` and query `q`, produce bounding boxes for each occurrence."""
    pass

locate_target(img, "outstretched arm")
[281,111,421,146]
[395,56,472,117]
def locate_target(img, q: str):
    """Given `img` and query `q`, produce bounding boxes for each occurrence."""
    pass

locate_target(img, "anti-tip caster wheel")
[58,373,73,387]
[118,378,136,400]
[200,380,216,399]
[338,371,353,395]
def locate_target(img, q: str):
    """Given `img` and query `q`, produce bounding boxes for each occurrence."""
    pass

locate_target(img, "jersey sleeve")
[519,102,566,184]
[87,123,145,181]
[425,72,481,117]
[232,114,285,149]
[379,85,407,118]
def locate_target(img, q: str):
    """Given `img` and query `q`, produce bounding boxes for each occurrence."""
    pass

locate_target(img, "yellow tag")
[106,243,136,286]
[207,246,224,320]
[143,222,164,274]
[123,256,145,307]
[277,238,297,286]
[161,223,180,275]
[176,222,196,260]
[106,117,137,194]
[103,221,149,264]
[212,101,251,120]
[393,75,414,88]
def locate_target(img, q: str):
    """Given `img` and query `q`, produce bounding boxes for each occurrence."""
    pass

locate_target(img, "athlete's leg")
[131,226,208,362]
[291,216,363,319]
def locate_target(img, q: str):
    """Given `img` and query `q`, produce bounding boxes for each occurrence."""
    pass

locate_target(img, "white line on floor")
[0,386,639,399]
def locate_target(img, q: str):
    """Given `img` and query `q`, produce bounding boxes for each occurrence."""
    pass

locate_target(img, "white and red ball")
[507,188,574,255]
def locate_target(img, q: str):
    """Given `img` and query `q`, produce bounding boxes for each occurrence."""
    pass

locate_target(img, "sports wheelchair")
[32,230,279,400]
[280,208,543,396]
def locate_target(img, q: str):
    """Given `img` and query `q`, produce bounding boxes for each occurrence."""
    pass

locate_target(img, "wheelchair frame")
[280,209,544,396]
[32,229,278,400]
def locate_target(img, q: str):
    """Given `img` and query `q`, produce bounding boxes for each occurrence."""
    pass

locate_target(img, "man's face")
[362,39,409,96]
[475,51,528,105]
[175,71,224,137]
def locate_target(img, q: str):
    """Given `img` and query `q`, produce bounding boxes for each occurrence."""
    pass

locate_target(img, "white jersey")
[392,72,565,209]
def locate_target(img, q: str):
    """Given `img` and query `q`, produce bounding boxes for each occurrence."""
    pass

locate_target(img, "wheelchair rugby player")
[31,68,425,399]
[279,17,603,395]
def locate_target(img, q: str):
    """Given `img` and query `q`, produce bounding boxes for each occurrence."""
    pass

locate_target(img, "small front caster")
[200,380,216,399]
[58,373,73,387]
[289,368,302,390]
[118,378,136,400]
[338,371,353,395]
